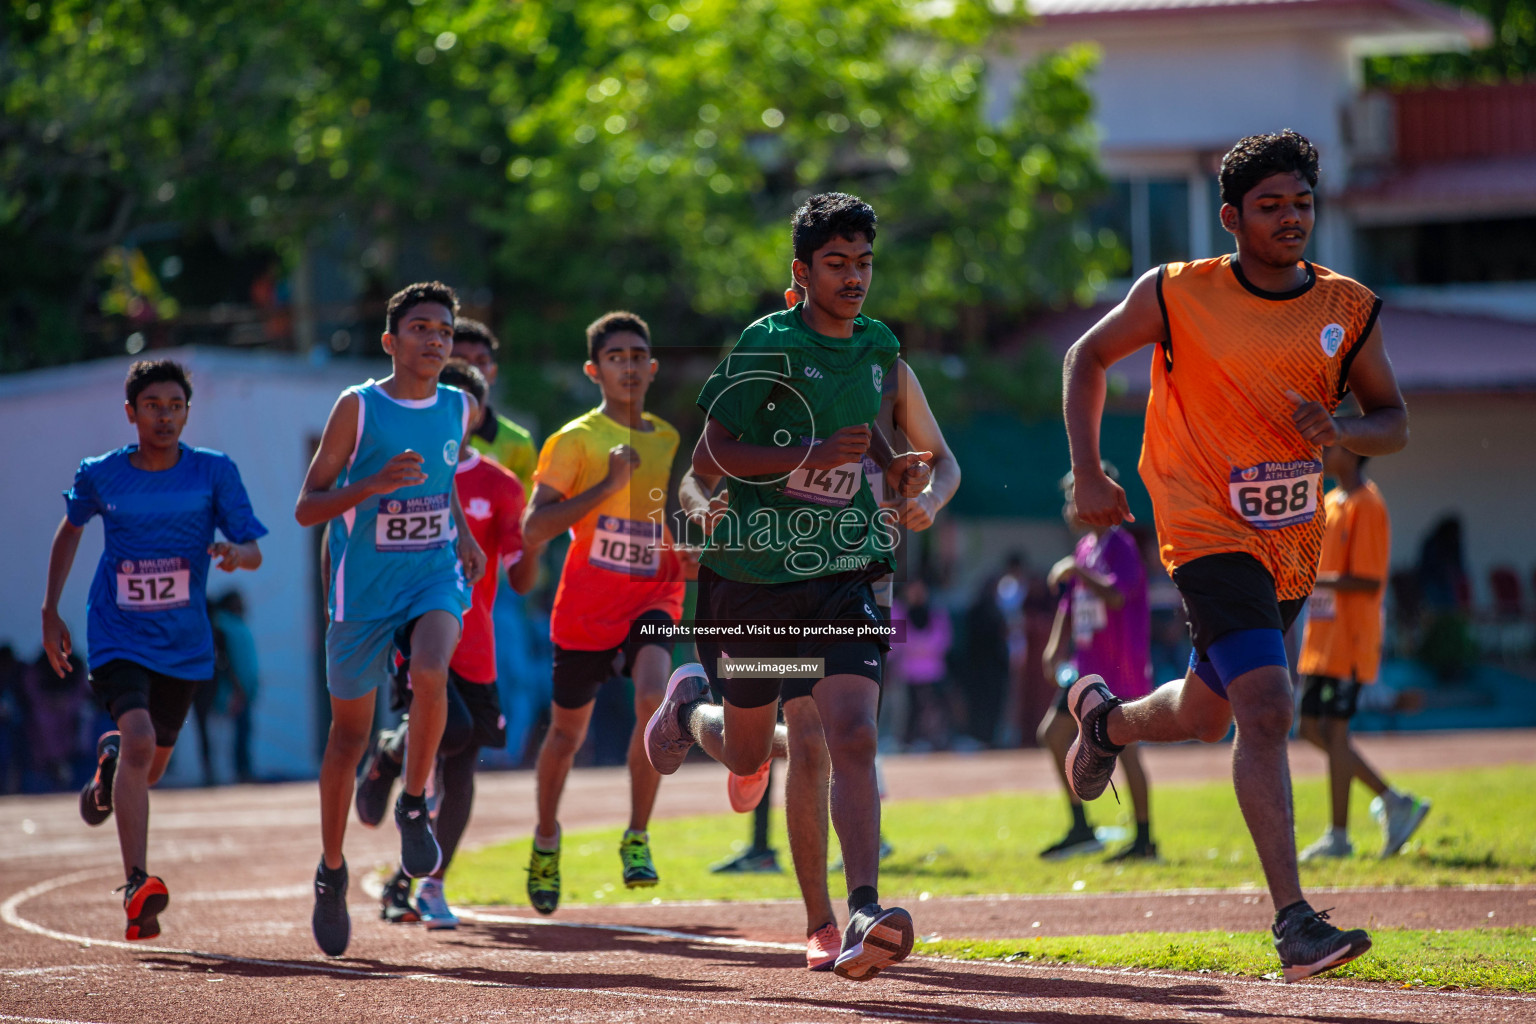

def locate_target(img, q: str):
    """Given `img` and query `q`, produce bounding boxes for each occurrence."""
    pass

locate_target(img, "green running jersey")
[696,305,900,585]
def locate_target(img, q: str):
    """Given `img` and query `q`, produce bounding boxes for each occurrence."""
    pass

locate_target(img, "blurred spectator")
[23,652,90,793]
[956,553,1022,747]
[890,580,954,751]
[212,591,260,782]
[0,646,22,794]
[1416,515,1475,680]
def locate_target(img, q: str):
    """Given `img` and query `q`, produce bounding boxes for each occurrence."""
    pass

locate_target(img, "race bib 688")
[1228,460,1323,531]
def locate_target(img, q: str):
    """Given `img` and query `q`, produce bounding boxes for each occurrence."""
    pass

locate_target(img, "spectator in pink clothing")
[890,580,954,751]
[1038,464,1157,862]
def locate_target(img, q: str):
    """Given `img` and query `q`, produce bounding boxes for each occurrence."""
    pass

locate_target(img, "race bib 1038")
[1228,460,1322,531]
[376,493,452,552]
[115,557,191,612]
[589,515,662,577]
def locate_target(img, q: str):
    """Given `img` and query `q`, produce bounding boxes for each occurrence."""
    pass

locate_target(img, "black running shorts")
[1172,552,1306,658]
[89,658,204,748]
[699,565,887,710]
[551,609,676,710]
[1299,674,1362,720]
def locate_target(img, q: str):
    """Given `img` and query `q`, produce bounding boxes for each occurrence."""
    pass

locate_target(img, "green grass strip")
[919,927,1536,992]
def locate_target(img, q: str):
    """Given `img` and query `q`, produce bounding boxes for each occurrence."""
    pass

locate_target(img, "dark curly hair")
[1219,131,1320,208]
[385,281,459,336]
[453,317,498,353]
[438,358,488,405]
[586,310,651,363]
[791,192,877,264]
[124,359,192,406]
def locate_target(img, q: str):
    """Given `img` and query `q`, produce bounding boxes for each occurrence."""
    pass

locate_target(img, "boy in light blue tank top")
[296,281,487,957]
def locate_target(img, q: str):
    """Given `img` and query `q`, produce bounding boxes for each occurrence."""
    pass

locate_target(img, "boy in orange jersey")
[1296,445,1429,861]
[1062,131,1408,983]
[520,311,687,914]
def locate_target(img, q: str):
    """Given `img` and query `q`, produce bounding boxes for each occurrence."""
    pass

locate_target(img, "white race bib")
[115,557,191,612]
[783,438,862,508]
[376,493,452,552]
[862,455,894,508]
[1308,588,1337,621]
[589,515,662,577]
[1228,460,1322,531]
[1072,590,1108,645]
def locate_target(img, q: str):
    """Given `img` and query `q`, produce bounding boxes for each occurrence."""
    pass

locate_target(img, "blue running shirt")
[327,381,472,622]
[64,444,269,681]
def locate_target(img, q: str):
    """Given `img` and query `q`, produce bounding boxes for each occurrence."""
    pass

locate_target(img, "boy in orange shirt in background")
[1296,445,1429,860]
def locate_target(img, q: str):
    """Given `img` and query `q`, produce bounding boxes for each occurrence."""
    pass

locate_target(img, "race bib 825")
[376,493,452,552]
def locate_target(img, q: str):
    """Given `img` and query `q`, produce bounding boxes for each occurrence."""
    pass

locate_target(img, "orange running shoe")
[727,760,771,813]
[806,920,840,971]
[119,870,168,942]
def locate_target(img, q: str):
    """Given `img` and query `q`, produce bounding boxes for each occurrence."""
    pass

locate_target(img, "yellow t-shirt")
[1298,481,1391,683]
[533,408,685,650]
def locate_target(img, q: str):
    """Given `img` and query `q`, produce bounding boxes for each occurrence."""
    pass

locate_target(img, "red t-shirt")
[450,450,527,684]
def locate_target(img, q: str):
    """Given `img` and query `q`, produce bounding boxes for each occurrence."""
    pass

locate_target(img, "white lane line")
[7,868,1535,1016]
[0,965,113,978]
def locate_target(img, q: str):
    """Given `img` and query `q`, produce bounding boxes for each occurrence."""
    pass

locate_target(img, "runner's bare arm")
[679,468,730,537]
[1063,267,1165,527]
[506,547,540,595]
[1042,597,1070,675]
[1313,571,1383,593]
[40,517,84,678]
[892,359,960,530]
[450,485,486,586]
[1070,564,1127,610]
[520,444,638,548]
[208,540,263,572]
[691,417,869,477]
[295,392,427,527]
[1286,321,1407,455]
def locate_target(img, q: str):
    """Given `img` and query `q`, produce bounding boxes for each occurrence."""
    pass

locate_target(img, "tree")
[1364,0,1535,85]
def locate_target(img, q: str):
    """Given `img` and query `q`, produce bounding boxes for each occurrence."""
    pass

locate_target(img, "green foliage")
[922,928,1536,991]
[0,0,1118,378]
[446,765,1536,907]
[1364,0,1536,85]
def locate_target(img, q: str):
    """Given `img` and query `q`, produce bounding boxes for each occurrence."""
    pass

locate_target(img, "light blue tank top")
[327,381,471,621]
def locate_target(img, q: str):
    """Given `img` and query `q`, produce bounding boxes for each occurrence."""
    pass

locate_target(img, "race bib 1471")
[115,557,191,611]
[1228,460,1323,531]
[376,493,452,552]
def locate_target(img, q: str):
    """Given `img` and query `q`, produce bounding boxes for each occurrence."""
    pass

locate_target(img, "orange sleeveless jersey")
[1139,257,1381,601]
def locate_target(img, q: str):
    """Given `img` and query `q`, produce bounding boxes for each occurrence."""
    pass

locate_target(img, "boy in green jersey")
[645,193,928,982]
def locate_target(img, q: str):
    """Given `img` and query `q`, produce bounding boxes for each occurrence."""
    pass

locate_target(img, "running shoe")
[833,902,914,982]
[620,830,659,888]
[1373,792,1431,858]
[395,793,443,878]
[1105,838,1159,862]
[1298,831,1354,862]
[1272,905,1371,983]
[415,877,459,930]
[527,844,561,915]
[1039,825,1104,860]
[710,847,782,874]
[806,921,840,971]
[118,869,168,942]
[1065,675,1123,802]
[79,731,120,827]
[379,868,419,924]
[355,727,404,829]
[312,858,350,957]
[644,663,708,775]
[727,759,771,813]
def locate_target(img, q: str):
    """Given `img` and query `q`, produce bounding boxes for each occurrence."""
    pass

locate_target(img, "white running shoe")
[415,878,459,930]
[1373,792,1431,857]
[644,663,708,775]
[1298,830,1354,862]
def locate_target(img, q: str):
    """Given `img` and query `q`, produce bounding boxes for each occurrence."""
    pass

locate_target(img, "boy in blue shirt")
[41,359,267,941]
[296,281,486,956]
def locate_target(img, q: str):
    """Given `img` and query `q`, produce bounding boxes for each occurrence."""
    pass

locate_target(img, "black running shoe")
[1105,838,1159,863]
[1273,905,1371,983]
[379,868,419,924]
[833,903,914,982]
[117,869,168,942]
[526,844,561,915]
[395,793,442,878]
[355,727,403,829]
[79,731,120,827]
[312,858,351,957]
[1065,675,1124,802]
[1039,825,1104,860]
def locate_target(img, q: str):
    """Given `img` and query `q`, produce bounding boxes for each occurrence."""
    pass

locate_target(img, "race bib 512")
[376,493,452,552]
[1228,460,1322,531]
[589,515,662,577]
[115,557,191,612]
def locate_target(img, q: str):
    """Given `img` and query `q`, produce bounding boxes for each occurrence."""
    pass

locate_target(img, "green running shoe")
[526,844,560,915]
[620,830,659,889]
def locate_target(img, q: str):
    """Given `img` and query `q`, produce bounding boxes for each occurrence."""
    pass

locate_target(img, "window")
[1090,177,1191,276]
[1358,217,1536,286]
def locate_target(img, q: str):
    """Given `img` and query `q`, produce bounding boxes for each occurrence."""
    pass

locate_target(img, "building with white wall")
[0,347,390,781]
